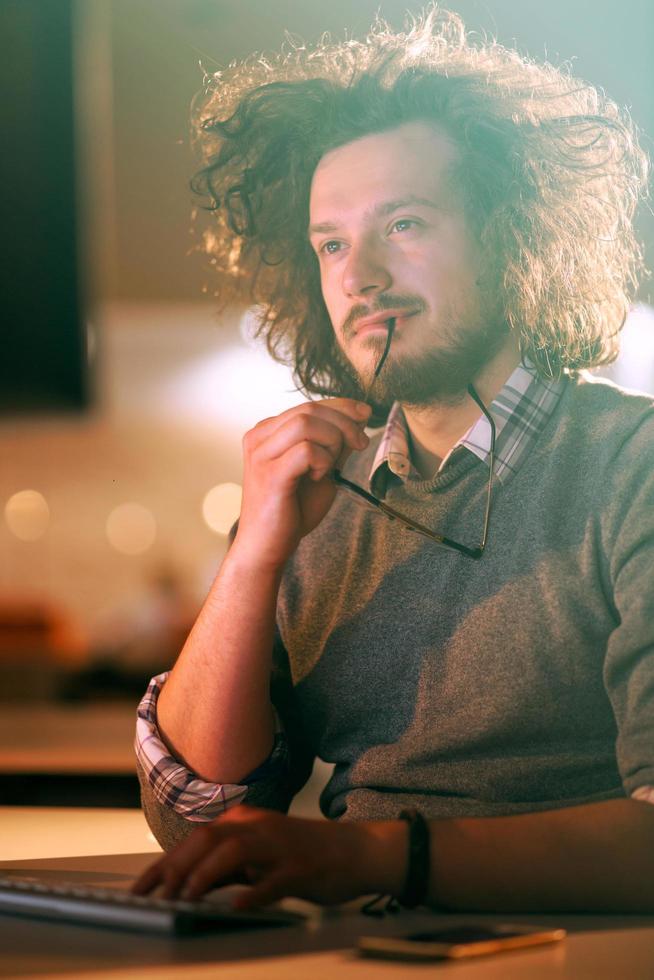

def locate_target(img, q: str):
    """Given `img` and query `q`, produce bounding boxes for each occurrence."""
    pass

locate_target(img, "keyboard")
[0,874,304,935]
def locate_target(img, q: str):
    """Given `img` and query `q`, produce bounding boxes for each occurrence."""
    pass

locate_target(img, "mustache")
[341,294,427,341]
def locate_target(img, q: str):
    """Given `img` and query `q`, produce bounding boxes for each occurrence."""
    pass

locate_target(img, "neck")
[402,336,521,480]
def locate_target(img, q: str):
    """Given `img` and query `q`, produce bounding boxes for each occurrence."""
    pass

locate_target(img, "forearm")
[156,399,370,786]
[156,549,282,784]
[363,798,654,913]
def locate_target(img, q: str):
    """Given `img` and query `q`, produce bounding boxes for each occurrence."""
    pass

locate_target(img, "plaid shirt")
[136,362,653,819]
[136,673,288,822]
[370,360,564,494]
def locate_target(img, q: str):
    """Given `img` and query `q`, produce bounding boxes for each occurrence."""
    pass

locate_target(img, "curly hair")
[190,4,649,406]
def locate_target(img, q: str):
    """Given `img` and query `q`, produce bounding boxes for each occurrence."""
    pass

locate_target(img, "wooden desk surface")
[1,830,653,980]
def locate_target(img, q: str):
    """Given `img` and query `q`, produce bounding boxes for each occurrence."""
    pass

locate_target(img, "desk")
[1,810,654,980]
[0,807,161,861]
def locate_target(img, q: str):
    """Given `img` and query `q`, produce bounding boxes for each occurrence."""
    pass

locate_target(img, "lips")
[354,309,420,334]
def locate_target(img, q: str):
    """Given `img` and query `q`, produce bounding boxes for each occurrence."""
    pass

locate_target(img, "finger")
[270,440,340,486]
[259,415,369,472]
[133,824,225,899]
[131,857,167,895]
[246,400,371,452]
[181,835,263,900]
[310,444,356,482]
[147,860,187,901]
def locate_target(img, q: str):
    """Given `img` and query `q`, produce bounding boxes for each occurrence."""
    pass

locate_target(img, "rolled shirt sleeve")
[135,672,288,823]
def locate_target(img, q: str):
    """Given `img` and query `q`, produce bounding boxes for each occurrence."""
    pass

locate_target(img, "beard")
[349,298,509,407]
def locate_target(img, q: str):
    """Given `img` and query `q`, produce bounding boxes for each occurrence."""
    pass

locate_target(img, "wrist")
[219,545,286,587]
[355,820,409,897]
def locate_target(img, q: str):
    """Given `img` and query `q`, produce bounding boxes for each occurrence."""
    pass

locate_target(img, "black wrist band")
[398,808,430,908]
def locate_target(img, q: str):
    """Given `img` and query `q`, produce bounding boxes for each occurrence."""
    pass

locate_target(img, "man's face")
[308,121,506,404]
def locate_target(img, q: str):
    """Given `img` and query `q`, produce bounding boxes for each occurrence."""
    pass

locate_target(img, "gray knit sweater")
[140,374,654,847]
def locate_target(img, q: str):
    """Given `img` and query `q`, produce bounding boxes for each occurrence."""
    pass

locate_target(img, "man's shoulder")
[564,371,654,440]
[551,373,654,489]
[572,370,654,406]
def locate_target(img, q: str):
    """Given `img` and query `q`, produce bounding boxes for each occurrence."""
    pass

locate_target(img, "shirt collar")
[369,362,566,495]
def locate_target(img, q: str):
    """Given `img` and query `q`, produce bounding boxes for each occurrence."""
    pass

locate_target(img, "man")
[134,6,654,912]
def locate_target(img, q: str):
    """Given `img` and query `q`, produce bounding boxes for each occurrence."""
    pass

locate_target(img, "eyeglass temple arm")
[331,470,484,559]
[331,383,495,561]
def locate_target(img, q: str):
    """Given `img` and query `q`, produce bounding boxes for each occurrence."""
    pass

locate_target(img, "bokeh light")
[106,502,156,555]
[4,490,50,541]
[202,483,243,536]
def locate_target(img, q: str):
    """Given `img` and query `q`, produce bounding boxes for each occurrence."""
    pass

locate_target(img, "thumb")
[334,444,356,471]
[232,869,291,910]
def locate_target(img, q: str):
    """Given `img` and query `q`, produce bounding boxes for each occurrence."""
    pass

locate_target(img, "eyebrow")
[308,195,442,236]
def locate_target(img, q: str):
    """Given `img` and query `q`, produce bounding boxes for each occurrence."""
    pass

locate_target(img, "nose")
[342,237,391,298]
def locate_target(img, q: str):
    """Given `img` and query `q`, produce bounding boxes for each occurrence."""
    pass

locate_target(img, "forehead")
[309,121,459,220]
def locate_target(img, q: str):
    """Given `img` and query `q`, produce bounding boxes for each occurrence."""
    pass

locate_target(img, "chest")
[277,482,616,754]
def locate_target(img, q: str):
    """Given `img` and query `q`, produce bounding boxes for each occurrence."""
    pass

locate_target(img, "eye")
[389,217,420,234]
[319,239,344,256]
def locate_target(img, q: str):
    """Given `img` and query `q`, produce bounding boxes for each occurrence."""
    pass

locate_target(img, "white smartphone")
[358,922,566,961]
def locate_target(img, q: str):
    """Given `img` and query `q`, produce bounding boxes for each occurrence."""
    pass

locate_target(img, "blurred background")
[0,0,652,810]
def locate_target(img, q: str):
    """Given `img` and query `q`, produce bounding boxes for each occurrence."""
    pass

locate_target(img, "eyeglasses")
[332,384,496,560]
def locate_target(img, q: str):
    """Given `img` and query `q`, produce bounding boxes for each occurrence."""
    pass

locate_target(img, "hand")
[233,398,371,571]
[132,805,402,910]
